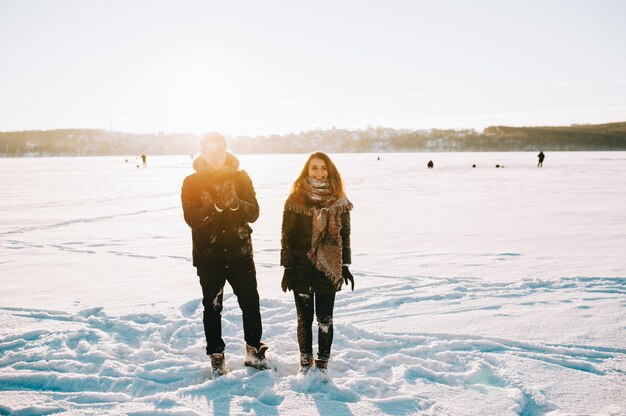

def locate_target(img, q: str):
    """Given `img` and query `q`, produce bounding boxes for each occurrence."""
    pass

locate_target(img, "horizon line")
[2,119,626,137]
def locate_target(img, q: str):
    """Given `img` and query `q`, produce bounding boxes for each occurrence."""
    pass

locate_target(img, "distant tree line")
[2,122,626,157]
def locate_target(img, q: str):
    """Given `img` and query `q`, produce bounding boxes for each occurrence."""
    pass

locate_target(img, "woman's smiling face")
[308,157,328,180]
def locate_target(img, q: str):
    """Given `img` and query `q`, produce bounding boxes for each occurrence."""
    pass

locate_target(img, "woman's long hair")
[290,151,346,197]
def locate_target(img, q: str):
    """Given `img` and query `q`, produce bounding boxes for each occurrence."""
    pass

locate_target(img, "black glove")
[281,268,295,292]
[342,265,354,291]
[219,180,239,209]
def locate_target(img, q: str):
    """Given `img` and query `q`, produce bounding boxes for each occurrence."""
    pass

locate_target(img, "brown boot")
[298,353,314,375]
[245,343,270,370]
[210,352,226,377]
[315,357,328,374]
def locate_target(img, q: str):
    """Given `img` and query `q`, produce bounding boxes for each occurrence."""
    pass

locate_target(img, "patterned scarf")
[285,178,353,286]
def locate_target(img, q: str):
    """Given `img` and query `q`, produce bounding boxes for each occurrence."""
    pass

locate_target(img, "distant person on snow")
[427,160,434,169]
[181,132,268,376]
[140,154,147,167]
[537,151,545,167]
[280,151,354,375]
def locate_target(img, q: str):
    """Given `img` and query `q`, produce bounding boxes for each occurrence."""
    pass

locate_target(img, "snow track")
[1,276,624,415]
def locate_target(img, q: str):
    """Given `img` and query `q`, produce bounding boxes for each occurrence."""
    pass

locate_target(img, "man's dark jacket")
[181,153,259,266]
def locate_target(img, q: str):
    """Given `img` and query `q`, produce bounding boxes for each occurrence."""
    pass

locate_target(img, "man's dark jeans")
[197,259,262,355]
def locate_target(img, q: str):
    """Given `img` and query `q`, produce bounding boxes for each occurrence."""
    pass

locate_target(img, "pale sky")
[1,0,625,136]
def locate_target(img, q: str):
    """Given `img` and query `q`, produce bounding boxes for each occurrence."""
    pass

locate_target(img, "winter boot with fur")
[210,352,227,377]
[298,353,314,375]
[315,357,328,374]
[244,343,270,370]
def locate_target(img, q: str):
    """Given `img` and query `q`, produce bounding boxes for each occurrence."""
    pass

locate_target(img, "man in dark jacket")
[181,132,268,375]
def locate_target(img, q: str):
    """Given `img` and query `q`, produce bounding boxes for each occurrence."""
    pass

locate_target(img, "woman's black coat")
[281,209,351,293]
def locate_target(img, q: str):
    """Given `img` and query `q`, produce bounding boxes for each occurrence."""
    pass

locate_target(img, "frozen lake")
[1,152,625,415]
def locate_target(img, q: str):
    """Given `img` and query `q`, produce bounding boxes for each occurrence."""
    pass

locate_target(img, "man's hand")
[219,180,239,209]
[201,191,213,207]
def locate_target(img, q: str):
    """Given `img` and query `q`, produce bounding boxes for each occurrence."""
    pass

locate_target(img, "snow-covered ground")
[1,152,625,415]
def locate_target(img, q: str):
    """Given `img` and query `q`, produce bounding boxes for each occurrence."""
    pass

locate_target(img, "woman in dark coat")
[280,151,354,375]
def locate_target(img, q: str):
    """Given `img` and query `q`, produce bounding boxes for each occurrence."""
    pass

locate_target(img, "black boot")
[298,353,314,375]
[210,352,226,377]
[245,343,270,370]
